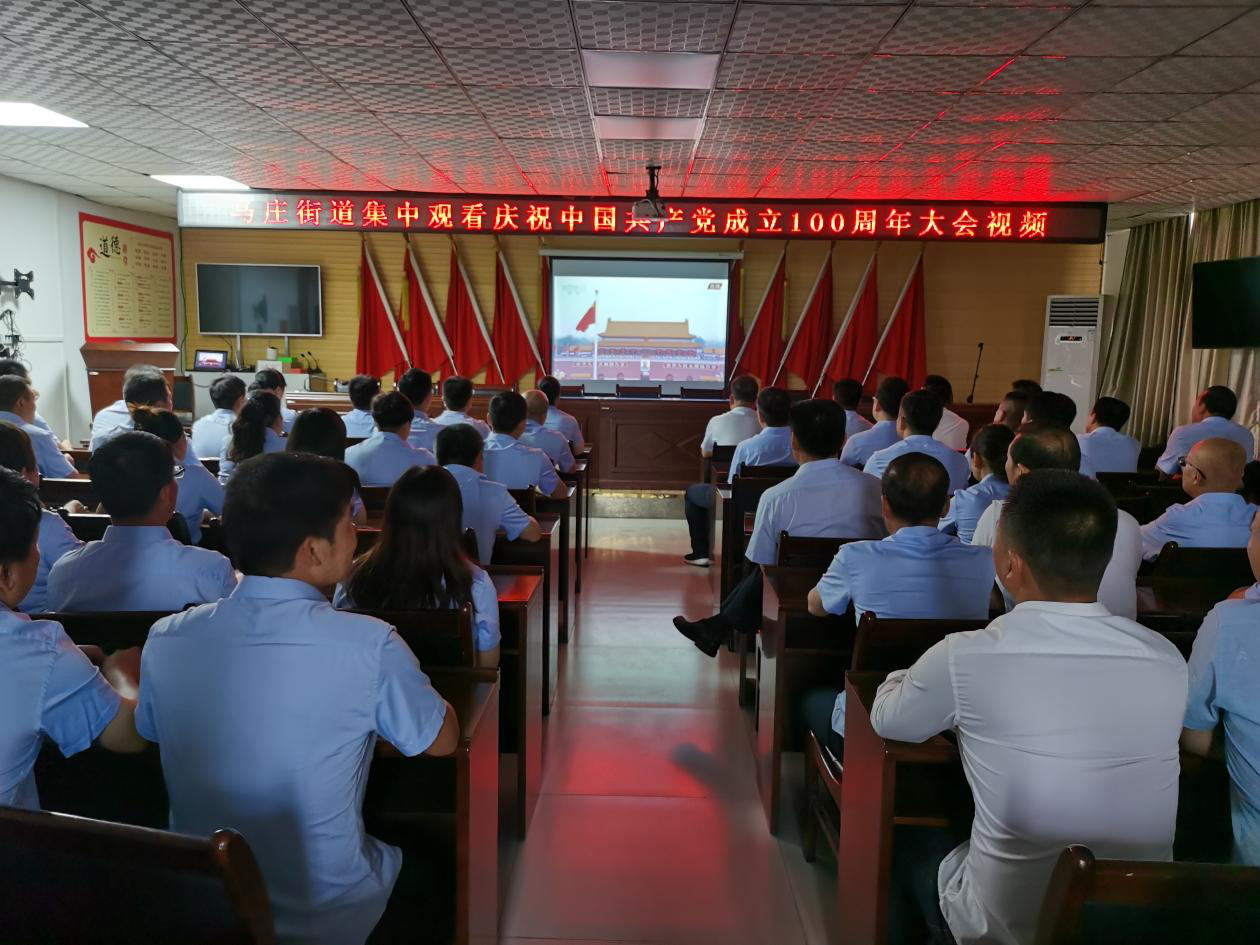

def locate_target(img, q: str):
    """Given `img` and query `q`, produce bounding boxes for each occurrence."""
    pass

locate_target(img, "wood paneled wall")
[180,230,1102,403]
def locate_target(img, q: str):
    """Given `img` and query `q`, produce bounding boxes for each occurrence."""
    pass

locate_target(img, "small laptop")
[193,349,228,371]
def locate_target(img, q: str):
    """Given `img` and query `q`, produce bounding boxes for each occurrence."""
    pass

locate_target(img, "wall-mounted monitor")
[196,263,323,337]
[1192,255,1260,349]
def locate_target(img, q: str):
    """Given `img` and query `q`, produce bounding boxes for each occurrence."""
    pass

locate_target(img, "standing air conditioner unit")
[1040,295,1103,434]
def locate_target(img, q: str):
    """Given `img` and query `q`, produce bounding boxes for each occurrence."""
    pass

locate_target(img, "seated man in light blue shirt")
[250,368,297,434]
[939,423,1014,543]
[90,366,171,452]
[864,388,971,494]
[0,467,147,810]
[345,391,435,487]
[131,406,225,546]
[1026,389,1098,478]
[728,387,797,483]
[483,391,566,498]
[0,357,66,447]
[434,375,491,438]
[47,432,238,612]
[833,378,873,440]
[673,399,886,657]
[134,452,460,944]
[1157,384,1255,476]
[340,374,380,438]
[522,389,576,473]
[1077,395,1140,474]
[437,423,540,565]
[190,375,245,460]
[397,367,442,453]
[537,374,585,450]
[0,375,78,480]
[841,376,908,468]
[1141,437,1256,560]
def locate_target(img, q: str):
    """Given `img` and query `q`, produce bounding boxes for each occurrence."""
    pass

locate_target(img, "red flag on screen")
[821,256,879,393]
[403,242,454,375]
[778,249,833,386]
[491,252,544,385]
[576,299,597,333]
[356,243,407,378]
[730,249,785,385]
[867,254,927,390]
[445,245,498,380]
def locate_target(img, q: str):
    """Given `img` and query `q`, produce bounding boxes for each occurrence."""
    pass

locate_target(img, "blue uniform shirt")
[47,524,237,612]
[443,463,532,565]
[1140,492,1256,560]
[840,419,900,468]
[521,420,576,473]
[176,462,225,545]
[1185,595,1260,865]
[0,606,122,809]
[89,399,131,452]
[20,509,83,614]
[434,409,490,439]
[190,408,235,461]
[864,433,971,495]
[483,432,562,494]
[728,425,796,483]
[31,411,57,440]
[845,409,873,440]
[341,408,377,438]
[0,411,74,479]
[218,427,285,484]
[940,474,1011,544]
[136,576,448,945]
[345,431,435,487]
[1077,426,1140,474]
[544,405,584,450]
[279,403,296,434]
[745,459,885,566]
[1157,415,1255,475]
[408,411,441,453]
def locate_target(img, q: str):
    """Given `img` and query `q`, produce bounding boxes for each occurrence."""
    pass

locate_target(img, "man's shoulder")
[170,542,233,572]
[0,611,71,652]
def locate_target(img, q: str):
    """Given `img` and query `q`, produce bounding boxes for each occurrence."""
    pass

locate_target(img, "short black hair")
[882,452,949,523]
[832,378,863,410]
[286,408,348,461]
[253,368,286,392]
[0,466,41,565]
[436,422,483,467]
[1092,396,1131,431]
[371,391,414,431]
[129,406,184,445]
[1026,390,1077,427]
[756,387,791,427]
[1010,421,1081,472]
[790,399,846,459]
[537,375,561,405]
[1011,378,1042,395]
[123,370,168,407]
[442,375,474,411]
[731,375,758,405]
[1201,385,1238,419]
[922,374,954,405]
[489,391,527,433]
[223,452,354,576]
[397,368,433,407]
[971,423,1016,482]
[348,374,381,410]
[209,375,246,410]
[0,421,36,475]
[0,358,29,379]
[89,431,174,519]
[900,389,943,435]
[875,376,910,417]
[0,375,30,413]
[1001,470,1117,597]
[1001,390,1029,419]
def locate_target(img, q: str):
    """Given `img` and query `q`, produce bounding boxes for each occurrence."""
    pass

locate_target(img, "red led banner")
[178,192,1106,244]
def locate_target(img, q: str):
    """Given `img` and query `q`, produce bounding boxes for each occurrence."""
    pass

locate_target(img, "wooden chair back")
[852,612,989,673]
[560,384,585,397]
[1035,844,1260,945]
[1137,444,1164,471]
[508,487,537,515]
[736,462,796,479]
[41,477,97,509]
[681,387,725,400]
[1151,542,1253,587]
[1138,483,1188,522]
[359,485,390,513]
[616,384,661,398]
[67,447,92,472]
[38,610,178,652]
[355,526,381,556]
[703,443,736,482]
[461,528,479,560]
[351,603,476,668]
[1095,471,1159,497]
[730,474,785,533]
[60,512,111,542]
[346,436,367,448]
[776,533,854,569]
[0,806,275,945]
[201,457,220,477]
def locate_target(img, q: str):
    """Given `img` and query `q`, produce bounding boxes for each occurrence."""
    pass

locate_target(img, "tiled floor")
[499,519,838,945]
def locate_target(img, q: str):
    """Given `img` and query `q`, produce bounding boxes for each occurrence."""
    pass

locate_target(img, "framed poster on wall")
[79,213,176,342]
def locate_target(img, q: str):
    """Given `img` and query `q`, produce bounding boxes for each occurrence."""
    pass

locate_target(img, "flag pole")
[363,237,410,370]
[861,248,923,387]
[772,241,833,386]
[728,243,786,381]
[812,246,878,397]
[404,234,455,374]
[498,246,546,374]
[591,292,599,381]
[450,236,504,383]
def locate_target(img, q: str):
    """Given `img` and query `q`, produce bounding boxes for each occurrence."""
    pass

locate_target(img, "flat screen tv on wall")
[196,263,323,337]
[1192,255,1260,349]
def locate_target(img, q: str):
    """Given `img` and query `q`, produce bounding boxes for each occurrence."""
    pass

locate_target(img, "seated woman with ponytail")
[334,465,500,668]
[285,407,368,526]
[131,406,224,545]
[218,390,284,484]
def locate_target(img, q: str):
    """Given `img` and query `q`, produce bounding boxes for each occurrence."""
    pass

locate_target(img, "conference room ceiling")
[4,1,1260,229]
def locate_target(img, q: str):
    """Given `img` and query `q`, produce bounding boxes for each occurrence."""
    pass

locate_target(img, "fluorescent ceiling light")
[595,116,704,140]
[0,102,87,127]
[149,174,250,190]
[582,51,719,90]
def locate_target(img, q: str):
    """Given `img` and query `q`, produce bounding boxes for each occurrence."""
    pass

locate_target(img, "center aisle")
[499,519,836,945]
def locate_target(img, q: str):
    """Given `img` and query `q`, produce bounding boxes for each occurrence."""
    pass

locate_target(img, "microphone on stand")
[965,342,985,404]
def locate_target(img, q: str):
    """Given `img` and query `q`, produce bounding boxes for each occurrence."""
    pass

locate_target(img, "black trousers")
[683,482,714,556]
[800,686,845,758]
[368,848,454,945]
[715,567,763,632]
[888,825,961,945]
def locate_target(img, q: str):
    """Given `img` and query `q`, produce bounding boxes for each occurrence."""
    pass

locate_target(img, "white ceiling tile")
[406,0,576,48]
[1061,93,1214,121]
[25,38,186,76]
[342,84,472,114]
[727,5,903,55]
[467,87,591,117]
[443,48,584,86]
[849,55,1014,92]
[303,45,450,83]
[3,0,134,40]
[1029,7,1244,56]
[504,138,603,166]
[1115,56,1260,93]
[601,138,695,162]
[79,0,266,43]
[382,113,497,139]
[706,89,826,119]
[154,43,313,82]
[883,7,1071,56]
[716,54,858,90]
[1181,8,1260,56]
[241,0,430,45]
[484,115,596,138]
[982,56,1152,94]
[572,2,735,53]
[1171,94,1260,122]
[828,89,961,120]
[949,92,1085,122]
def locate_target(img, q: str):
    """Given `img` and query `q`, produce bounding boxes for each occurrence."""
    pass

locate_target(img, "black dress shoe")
[672,615,722,658]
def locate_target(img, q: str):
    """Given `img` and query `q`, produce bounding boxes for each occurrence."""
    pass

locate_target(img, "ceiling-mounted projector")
[631,164,669,221]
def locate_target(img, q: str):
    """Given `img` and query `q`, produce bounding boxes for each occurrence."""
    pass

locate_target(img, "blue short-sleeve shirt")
[939,474,1011,544]
[89,400,131,452]
[19,509,83,614]
[544,406,584,450]
[1157,415,1255,475]
[408,412,441,453]
[434,410,490,439]
[175,461,225,546]
[483,432,561,494]
[1140,493,1256,561]
[863,434,971,495]
[0,411,74,479]
[1077,426,1141,475]
[521,420,576,472]
[345,431,436,487]
[840,419,900,469]
[443,463,531,565]
[217,427,285,484]
[728,425,797,483]
[341,408,377,438]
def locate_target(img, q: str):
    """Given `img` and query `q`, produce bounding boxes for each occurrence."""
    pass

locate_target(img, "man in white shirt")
[871,471,1186,945]
[1157,384,1255,476]
[433,375,490,439]
[841,376,908,468]
[832,378,873,440]
[344,391,435,487]
[397,368,442,454]
[90,367,172,452]
[1141,437,1255,560]
[340,375,380,438]
[924,374,969,451]
[864,389,971,494]
[1077,396,1140,474]
[972,422,1142,618]
[190,375,245,460]
[682,374,762,565]
[537,375,585,451]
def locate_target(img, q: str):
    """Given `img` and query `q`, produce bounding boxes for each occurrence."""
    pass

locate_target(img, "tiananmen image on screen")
[550,257,731,394]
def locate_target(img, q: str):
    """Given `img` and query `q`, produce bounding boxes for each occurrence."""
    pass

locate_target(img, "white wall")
[0,174,181,444]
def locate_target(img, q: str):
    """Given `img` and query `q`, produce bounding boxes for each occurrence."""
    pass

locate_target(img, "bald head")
[1006,421,1081,485]
[524,389,549,424]
[1184,437,1247,497]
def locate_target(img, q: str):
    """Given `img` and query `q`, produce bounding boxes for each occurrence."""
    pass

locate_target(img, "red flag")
[445,245,498,381]
[537,256,551,373]
[867,254,927,390]
[576,299,597,333]
[726,259,744,371]
[820,255,879,394]
[356,244,407,378]
[491,252,543,385]
[730,248,785,385]
[777,249,833,386]
[403,243,454,375]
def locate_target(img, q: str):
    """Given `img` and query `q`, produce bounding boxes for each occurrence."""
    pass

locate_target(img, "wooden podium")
[80,342,180,415]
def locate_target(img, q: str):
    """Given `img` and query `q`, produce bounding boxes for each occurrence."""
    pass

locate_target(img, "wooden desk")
[712,485,733,608]
[536,486,575,645]
[487,567,546,838]
[561,460,587,591]
[756,566,854,834]
[492,516,560,716]
[575,447,592,559]
[837,672,968,945]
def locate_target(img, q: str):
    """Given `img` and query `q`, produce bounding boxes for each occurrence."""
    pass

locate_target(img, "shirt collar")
[871,419,896,429]
[1188,491,1246,507]
[1200,415,1230,425]
[793,458,840,479]
[213,408,236,420]
[349,407,371,416]
[231,575,327,603]
[524,419,542,432]
[375,430,406,446]
[1245,583,1260,602]
[102,524,175,544]
[761,425,791,437]
[1007,599,1113,618]
[444,462,484,482]
[887,524,955,545]
[412,410,433,424]
[0,410,26,427]
[441,409,468,420]
[731,405,755,415]
[486,432,516,447]
[902,434,938,447]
